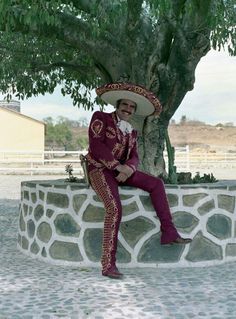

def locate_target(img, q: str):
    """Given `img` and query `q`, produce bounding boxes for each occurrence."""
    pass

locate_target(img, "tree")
[43,116,56,147]
[44,116,73,150]
[180,115,187,125]
[0,0,235,177]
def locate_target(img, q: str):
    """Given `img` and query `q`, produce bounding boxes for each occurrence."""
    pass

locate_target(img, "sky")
[1,49,236,126]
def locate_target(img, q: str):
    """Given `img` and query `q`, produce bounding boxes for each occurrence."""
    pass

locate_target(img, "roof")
[0,106,45,126]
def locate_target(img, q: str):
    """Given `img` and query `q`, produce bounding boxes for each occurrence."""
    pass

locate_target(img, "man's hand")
[115,172,128,183]
[115,164,134,178]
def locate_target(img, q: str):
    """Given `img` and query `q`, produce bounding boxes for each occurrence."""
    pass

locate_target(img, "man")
[86,83,191,279]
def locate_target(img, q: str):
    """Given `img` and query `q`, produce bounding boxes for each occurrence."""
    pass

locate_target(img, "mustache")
[121,110,132,115]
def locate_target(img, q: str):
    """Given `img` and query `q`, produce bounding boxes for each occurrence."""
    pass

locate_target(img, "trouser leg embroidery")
[89,168,122,272]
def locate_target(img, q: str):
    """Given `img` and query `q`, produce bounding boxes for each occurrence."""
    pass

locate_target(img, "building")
[0,101,45,158]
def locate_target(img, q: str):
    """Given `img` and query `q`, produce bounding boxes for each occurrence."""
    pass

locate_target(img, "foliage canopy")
[0,0,235,112]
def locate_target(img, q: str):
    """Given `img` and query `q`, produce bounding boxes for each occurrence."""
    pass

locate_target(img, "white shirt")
[116,115,133,135]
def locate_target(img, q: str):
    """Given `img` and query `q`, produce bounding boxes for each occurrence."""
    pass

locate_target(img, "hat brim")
[100,90,154,116]
[96,83,162,117]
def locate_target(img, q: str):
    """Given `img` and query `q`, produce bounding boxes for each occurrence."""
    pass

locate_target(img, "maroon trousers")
[89,167,180,273]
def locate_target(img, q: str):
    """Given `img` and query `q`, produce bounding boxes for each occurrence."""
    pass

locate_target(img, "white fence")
[170,146,236,172]
[0,150,87,175]
[0,147,236,175]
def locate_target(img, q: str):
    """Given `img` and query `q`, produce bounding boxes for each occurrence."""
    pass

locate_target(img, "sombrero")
[96,82,162,116]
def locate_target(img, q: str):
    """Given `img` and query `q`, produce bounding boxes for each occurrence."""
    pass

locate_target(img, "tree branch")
[126,0,144,34]
[30,61,93,75]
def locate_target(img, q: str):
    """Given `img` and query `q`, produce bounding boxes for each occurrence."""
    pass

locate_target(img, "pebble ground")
[1,175,236,319]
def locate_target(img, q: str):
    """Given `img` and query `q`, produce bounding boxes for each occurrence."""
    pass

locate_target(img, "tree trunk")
[131,114,168,177]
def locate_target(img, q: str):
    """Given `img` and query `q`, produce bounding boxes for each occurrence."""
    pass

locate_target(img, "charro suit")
[86,111,180,273]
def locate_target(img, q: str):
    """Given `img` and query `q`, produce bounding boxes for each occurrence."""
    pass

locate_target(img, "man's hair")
[116,99,137,112]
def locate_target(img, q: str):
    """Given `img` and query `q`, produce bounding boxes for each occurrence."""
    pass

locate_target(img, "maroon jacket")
[86,111,139,172]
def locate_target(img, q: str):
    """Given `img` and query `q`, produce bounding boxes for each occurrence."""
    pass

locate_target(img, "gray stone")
[186,232,222,262]
[140,196,154,212]
[83,204,104,222]
[73,194,87,213]
[120,186,135,190]
[117,241,131,263]
[47,192,69,208]
[49,241,82,261]
[17,234,21,245]
[226,244,236,257]
[37,222,52,243]
[198,200,215,215]
[70,184,88,190]
[83,228,131,262]
[54,184,68,189]
[23,181,37,187]
[46,209,54,218]
[31,192,37,203]
[166,185,179,189]
[23,204,28,216]
[34,204,44,221]
[173,211,199,233]
[207,214,231,239]
[123,201,139,216]
[93,195,102,202]
[27,219,35,238]
[120,217,155,248]
[54,214,80,237]
[84,228,103,261]
[209,185,227,190]
[30,240,40,254]
[180,185,207,189]
[22,236,29,250]
[29,206,33,215]
[218,194,235,213]
[24,190,29,200]
[42,247,47,257]
[167,193,179,207]
[183,193,208,207]
[120,194,134,201]
[39,190,45,201]
[19,209,26,232]
[38,183,52,188]
[138,233,184,263]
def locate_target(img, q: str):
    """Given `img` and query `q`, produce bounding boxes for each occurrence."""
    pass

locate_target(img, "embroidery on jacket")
[112,112,122,142]
[126,133,136,160]
[112,142,125,159]
[100,158,119,169]
[86,153,103,168]
[89,168,120,272]
[91,119,104,137]
[106,127,116,139]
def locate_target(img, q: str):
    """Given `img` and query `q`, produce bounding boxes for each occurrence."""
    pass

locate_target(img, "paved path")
[1,175,236,319]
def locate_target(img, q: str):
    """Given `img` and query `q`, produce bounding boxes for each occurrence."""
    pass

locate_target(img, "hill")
[69,123,236,152]
[168,123,236,151]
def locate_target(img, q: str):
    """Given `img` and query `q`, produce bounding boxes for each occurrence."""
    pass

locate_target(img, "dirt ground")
[168,123,236,151]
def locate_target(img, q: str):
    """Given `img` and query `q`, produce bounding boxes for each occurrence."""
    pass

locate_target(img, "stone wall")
[18,179,236,268]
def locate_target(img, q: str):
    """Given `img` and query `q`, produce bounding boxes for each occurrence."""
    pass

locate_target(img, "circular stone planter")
[18,179,236,268]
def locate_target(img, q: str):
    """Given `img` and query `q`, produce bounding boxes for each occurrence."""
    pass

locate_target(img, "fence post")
[42,151,44,165]
[186,145,190,171]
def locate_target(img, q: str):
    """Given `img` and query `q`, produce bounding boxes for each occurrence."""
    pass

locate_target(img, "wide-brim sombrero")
[96,82,162,116]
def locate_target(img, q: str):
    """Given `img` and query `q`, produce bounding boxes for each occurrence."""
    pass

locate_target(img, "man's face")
[116,99,136,121]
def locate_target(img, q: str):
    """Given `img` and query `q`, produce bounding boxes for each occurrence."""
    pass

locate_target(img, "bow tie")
[117,120,133,135]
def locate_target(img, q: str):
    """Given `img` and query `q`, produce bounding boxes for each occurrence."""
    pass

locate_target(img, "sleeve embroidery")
[91,119,104,137]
